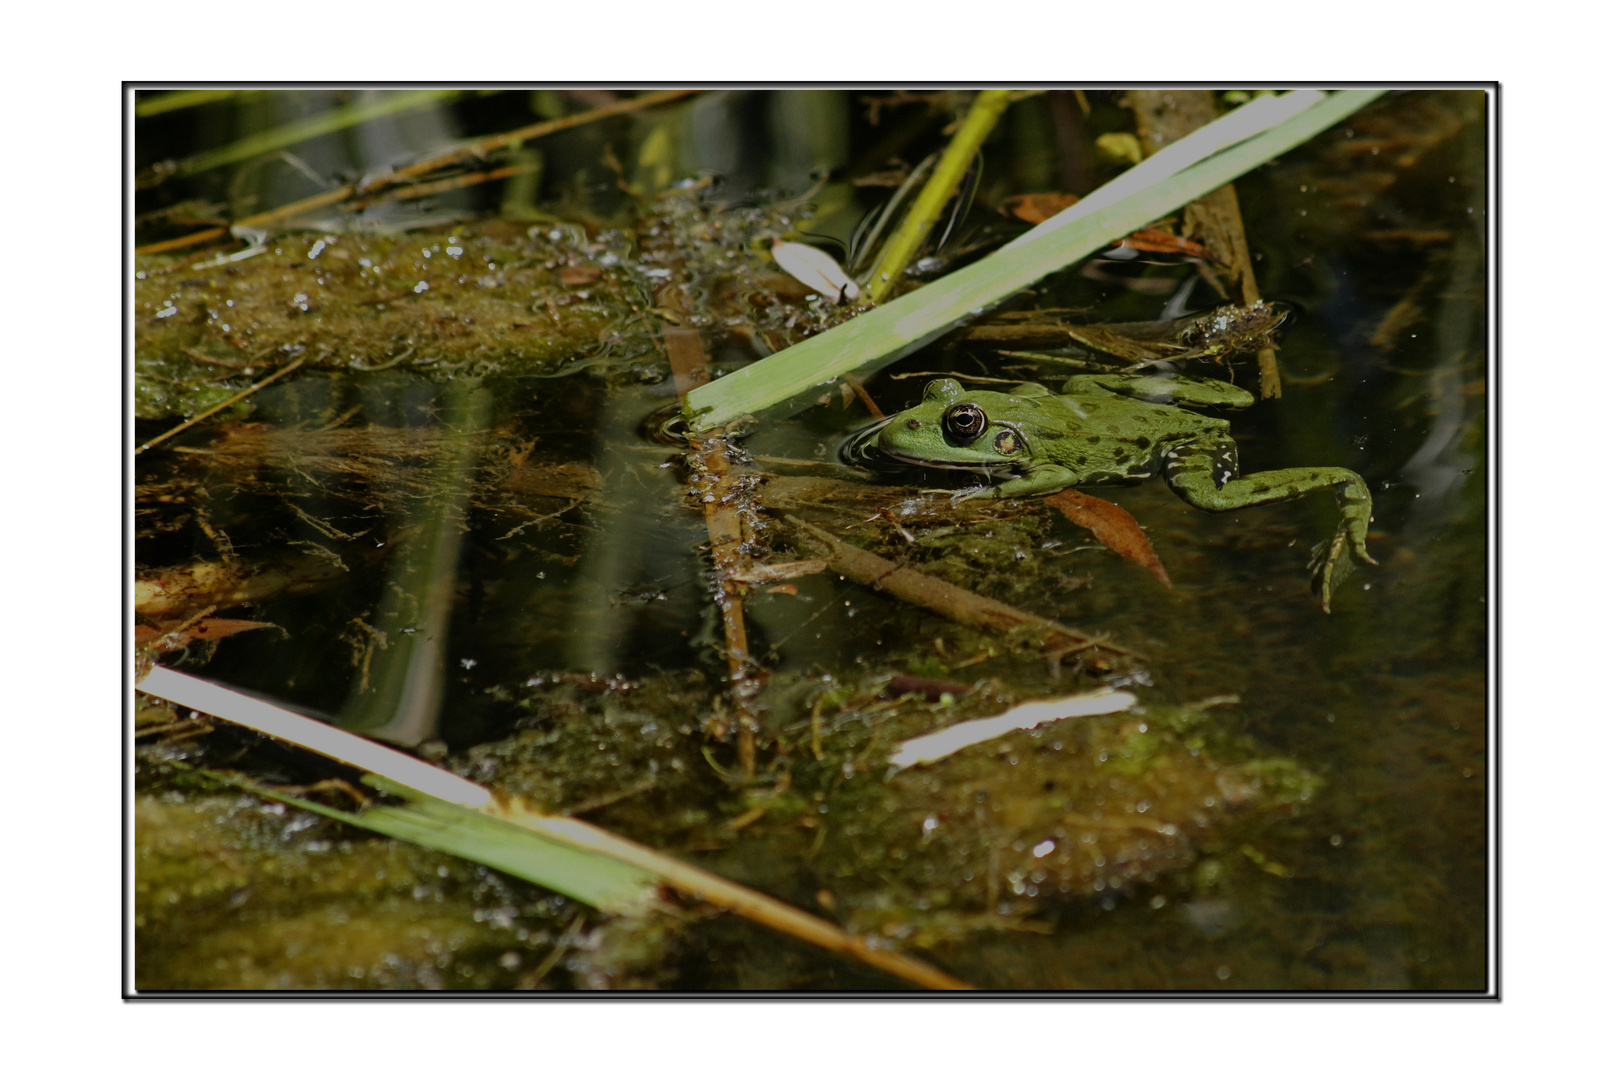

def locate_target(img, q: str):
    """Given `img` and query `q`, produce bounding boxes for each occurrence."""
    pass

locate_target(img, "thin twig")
[784,516,1141,667]
[669,325,762,776]
[138,227,229,255]
[349,162,539,209]
[136,356,305,455]
[1124,89,1282,398]
[135,89,701,255]
[842,375,885,419]
[139,666,971,991]
[364,89,701,194]
[491,793,973,990]
[516,913,586,990]
[176,89,465,177]
[890,371,1031,385]
[180,346,254,370]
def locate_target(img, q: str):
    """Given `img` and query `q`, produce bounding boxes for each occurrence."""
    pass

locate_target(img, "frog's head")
[871,378,1037,472]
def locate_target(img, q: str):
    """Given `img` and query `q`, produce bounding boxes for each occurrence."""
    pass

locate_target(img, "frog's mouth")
[837,416,907,470]
[838,419,1023,479]
[878,449,1022,479]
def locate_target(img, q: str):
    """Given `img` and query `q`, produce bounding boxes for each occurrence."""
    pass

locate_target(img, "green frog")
[846,373,1376,610]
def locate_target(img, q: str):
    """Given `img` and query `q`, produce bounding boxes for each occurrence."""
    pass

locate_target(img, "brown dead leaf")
[136,617,279,652]
[1001,192,1079,224]
[731,558,828,585]
[557,265,603,286]
[1112,227,1211,260]
[1043,491,1171,588]
[186,617,279,641]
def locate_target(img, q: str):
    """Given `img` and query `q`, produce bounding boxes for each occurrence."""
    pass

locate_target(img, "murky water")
[133,88,1489,992]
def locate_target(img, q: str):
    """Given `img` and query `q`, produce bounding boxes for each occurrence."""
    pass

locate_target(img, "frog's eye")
[992,429,1024,456]
[942,403,987,445]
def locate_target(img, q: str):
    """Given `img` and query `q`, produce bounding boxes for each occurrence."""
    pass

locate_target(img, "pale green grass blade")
[865,89,1013,302]
[136,88,266,118]
[144,665,659,912]
[141,665,969,986]
[177,88,466,176]
[1005,89,1327,250]
[244,775,662,914]
[685,88,1385,430]
[140,665,493,805]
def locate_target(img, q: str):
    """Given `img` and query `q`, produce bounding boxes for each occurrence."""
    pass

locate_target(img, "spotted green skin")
[870,375,1376,610]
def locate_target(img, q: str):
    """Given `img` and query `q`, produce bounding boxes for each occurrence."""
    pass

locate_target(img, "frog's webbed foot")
[1309,526,1368,613]
[1165,442,1375,611]
[1307,483,1378,613]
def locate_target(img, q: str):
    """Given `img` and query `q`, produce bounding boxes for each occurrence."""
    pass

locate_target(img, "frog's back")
[1053,376,1228,441]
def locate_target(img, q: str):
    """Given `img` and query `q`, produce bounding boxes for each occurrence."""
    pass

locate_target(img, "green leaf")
[242,774,662,915]
[684,89,1384,430]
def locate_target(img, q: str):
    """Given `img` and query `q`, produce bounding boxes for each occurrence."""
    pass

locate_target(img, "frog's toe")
[1308,530,1361,613]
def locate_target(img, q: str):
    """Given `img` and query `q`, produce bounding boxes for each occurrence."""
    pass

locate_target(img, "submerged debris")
[818,700,1322,949]
[134,185,866,420]
[132,87,1487,991]
[889,689,1137,770]
[1052,299,1288,367]
[785,515,1139,671]
[132,792,677,991]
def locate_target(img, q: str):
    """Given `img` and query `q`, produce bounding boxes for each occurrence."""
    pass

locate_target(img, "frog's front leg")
[959,462,1082,500]
[1161,435,1376,612]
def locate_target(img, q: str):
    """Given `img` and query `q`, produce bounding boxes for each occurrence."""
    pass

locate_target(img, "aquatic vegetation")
[132,88,1490,993]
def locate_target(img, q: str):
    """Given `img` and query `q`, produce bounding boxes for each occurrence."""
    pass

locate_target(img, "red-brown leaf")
[1043,490,1172,588]
[1112,227,1212,259]
[186,617,279,641]
[557,265,603,285]
[1001,192,1079,224]
[136,617,279,652]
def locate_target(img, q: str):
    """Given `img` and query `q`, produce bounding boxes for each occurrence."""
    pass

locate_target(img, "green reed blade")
[235,774,662,915]
[684,88,1384,430]
[177,88,466,176]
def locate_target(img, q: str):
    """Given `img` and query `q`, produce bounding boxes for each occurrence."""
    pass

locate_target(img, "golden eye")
[942,403,986,445]
[993,429,1024,455]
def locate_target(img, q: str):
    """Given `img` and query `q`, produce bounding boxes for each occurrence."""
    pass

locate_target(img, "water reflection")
[134,88,1491,992]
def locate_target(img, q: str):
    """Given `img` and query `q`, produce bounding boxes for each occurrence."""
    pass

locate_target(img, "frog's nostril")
[907,418,922,429]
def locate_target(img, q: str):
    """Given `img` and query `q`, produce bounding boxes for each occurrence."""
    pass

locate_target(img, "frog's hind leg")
[1162,439,1376,611]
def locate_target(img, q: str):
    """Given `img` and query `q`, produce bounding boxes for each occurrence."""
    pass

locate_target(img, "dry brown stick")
[138,227,229,255]
[134,89,701,255]
[136,356,305,455]
[180,346,252,370]
[355,88,700,195]
[493,794,973,990]
[668,326,761,777]
[784,516,1141,668]
[842,375,885,420]
[1124,89,1282,399]
[348,162,538,209]
[146,662,970,991]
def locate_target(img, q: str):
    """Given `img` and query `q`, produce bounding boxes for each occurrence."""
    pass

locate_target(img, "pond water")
[133,88,1490,992]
